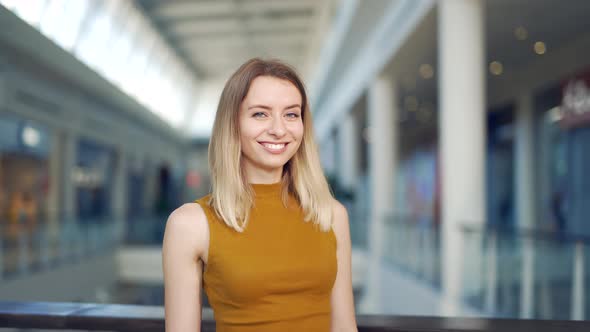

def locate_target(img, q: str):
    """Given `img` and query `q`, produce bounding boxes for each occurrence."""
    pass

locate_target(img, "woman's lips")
[259,142,288,154]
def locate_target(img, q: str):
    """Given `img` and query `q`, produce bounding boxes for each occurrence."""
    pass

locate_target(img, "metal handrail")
[459,222,588,320]
[388,217,590,245]
[459,223,590,245]
[383,219,588,320]
[0,301,589,332]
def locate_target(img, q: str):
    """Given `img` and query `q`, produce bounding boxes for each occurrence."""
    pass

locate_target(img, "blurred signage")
[72,166,105,188]
[560,73,590,129]
[186,170,201,188]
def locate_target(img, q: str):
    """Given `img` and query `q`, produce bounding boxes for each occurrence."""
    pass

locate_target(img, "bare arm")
[162,203,209,332]
[330,200,358,332]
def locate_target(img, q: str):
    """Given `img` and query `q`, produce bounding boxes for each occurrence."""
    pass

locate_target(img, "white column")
[60,131,79,259]
[515,93,536,318]
[361,75,398,313]
[40,130,62,269]
[143,160,158,216]
[321,132,337,177]
[62,131,78,222]
[572,242,585,320]
[111,147,128,220]
[47,131,62,232]
[111,147,128,242]
[438,0,486,316]
[337,112,359,191]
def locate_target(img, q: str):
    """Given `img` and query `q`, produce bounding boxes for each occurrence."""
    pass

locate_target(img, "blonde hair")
[208,58,334,233]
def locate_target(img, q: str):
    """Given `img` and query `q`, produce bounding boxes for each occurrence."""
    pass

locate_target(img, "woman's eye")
[286,113,300,118]
[253,112,267,118]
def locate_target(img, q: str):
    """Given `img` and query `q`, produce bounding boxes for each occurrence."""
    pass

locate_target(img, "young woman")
[162,58,357,332]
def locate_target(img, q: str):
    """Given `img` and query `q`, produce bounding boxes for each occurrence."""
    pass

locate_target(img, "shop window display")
[0,115,50,275]
[486,106,515,230]
[0,116,49,234]
[533,69,590,237]
[75,139,115,223]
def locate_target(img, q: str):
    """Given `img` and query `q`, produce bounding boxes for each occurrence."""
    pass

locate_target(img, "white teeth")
[262,143,285,150]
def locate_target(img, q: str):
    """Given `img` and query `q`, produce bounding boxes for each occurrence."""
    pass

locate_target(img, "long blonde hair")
[208,58,334,233]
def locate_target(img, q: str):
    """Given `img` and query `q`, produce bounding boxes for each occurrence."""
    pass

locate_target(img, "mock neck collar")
[250,182,282,197]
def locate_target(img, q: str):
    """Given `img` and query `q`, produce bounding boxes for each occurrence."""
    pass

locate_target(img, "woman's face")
[239,76,304,178]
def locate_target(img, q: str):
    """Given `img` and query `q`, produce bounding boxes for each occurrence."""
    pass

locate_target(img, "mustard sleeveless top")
[195,182,337,332]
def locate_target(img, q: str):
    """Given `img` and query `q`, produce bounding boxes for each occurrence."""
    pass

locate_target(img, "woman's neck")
[243,166,283,184]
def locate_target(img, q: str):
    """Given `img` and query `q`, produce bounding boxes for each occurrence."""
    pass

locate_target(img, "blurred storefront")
[536,68,590,235]
[487,105,515,230]
[0,115,50,236]
[75,139,115,223]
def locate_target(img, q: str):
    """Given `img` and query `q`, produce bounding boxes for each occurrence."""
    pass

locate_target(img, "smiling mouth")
[259,142,289,153]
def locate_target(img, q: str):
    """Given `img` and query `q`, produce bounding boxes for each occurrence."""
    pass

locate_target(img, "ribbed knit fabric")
[195,182,337,332]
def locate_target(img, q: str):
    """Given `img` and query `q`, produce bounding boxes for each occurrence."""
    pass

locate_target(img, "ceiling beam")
[155,8,313,24]
[132,1,207,80]
[166,16,311,37]
[181,31,308,46]
[189,48,305,63]
[171,27,310,41]
[302,0,335,81]
[179,37,306,52]
[153,1,235,18]
[151,0,316,19]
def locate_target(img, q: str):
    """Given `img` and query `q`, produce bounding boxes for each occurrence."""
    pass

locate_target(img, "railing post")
[520,236,535,318]
[426,226,434,283]
[60,220,72,262]
[65,221,73,261]
[77,222,86,259]
[397,223,408,269]
[422,226,429,281]
[40,224,50,269]
[484,231,497,314]
[117,217,125,244]
[412,223,419,275]
[90,223,97,254]
[389,218,396,264]
[409,223,414,271]
[0,226,3,280]
[18,230,29,276]
[97,222,105,252]
[400,222,407,268]
[540,269,552,318]
[571,241,585,320]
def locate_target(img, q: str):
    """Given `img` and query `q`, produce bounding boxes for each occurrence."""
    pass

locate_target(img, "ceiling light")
[514,26,528,40]
[22,126,40,147]
[534,41,546,55]
[489,61,503,75]
[548,106,563,122]
[419,64,434,79]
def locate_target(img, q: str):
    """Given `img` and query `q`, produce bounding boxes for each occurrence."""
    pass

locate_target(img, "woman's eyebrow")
[247,104,272,110]
[247,104,301,110]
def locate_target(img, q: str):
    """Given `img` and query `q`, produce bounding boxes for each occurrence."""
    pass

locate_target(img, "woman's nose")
[267,117,286,137]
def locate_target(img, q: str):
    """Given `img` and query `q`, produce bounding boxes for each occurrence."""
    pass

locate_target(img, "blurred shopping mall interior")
[1,0,590,326]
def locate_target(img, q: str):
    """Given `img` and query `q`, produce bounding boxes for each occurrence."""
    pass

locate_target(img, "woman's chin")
[255,159,289,172]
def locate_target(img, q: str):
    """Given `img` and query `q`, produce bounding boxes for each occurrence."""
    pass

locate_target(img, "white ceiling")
[135,0,338,138]
[373,0,590,153]
[136,0,335,80]
[386,0,590,108]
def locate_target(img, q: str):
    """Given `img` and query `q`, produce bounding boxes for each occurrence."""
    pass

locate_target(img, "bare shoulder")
[332,199,348,217]
[163,203,209,261]
[331,199,350,244]
[166,202,208,233]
